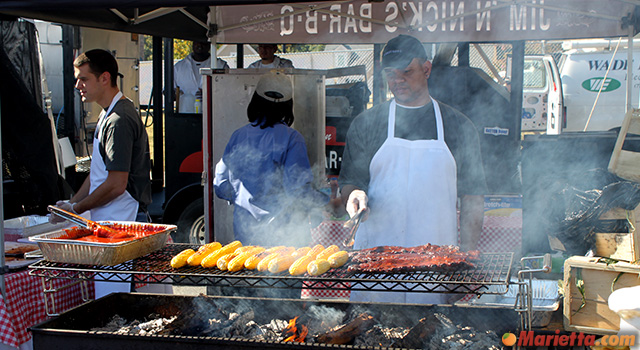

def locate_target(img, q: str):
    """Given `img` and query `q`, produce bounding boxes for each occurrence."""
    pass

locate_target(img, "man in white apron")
[174,41,229,113]
[339,35,487,304]
[50,49,152,297]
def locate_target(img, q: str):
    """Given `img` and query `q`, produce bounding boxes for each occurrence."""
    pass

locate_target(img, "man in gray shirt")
[51,49,151,222]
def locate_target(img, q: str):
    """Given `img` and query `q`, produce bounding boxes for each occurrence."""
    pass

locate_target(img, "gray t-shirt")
[339,99,488,196]
[97,98,152,207]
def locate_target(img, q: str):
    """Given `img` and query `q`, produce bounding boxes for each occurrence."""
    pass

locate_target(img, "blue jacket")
[214,122,328,245]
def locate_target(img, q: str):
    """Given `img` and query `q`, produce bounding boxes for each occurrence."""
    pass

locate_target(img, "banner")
[216,0,637,44]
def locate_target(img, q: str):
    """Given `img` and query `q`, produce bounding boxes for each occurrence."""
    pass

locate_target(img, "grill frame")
[30,292,519,350]
[29,244,514,295]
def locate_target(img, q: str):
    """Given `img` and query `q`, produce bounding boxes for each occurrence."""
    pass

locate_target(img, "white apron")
[90,91,139,222]
[350,98,458,304]
[91,92,139,298]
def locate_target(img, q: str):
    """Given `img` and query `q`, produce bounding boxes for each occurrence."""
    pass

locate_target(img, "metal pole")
[236,44,244,69]
[511,41,525,138]
[372,44,383,105]
[0,93,6,300]
[627,24,634,113]
[209,6,218,69]
[151,36,164,191]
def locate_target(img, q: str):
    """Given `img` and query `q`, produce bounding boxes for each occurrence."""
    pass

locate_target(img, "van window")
[523,60,546,89]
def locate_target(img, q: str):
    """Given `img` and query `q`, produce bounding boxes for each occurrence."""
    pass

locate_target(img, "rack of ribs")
[346,244,480,273]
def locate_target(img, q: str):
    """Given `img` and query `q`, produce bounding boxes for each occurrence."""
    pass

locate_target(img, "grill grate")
[29,244,513,294]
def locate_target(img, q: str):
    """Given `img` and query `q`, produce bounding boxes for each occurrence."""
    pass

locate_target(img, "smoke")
[218,133,329,248]
[306,304,346,329]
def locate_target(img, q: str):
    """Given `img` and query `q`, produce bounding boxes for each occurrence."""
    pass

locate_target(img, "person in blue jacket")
[214,71,329,247]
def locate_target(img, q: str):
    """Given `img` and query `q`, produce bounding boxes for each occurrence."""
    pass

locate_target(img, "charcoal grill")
[30,293,518,350]
[29,244,514,294]
[29,244,544,339]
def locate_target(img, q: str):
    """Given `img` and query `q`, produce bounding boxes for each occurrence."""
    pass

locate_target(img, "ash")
[354,325,409,348]
[201,309,291,342]
[427,314,502,350]
[91,314,177,336]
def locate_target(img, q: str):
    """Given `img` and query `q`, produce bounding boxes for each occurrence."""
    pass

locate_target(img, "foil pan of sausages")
[30,221,177,266]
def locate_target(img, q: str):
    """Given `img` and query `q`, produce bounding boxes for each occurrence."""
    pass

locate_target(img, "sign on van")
[581,78,621,93]
[561,49,640,132]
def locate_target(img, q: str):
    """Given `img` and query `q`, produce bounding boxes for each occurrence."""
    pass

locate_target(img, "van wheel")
[172,199,206,244]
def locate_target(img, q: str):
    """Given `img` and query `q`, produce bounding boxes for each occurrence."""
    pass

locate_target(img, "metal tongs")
[48,205,92,228]
[342,209,365,247]
[47,205,126,238]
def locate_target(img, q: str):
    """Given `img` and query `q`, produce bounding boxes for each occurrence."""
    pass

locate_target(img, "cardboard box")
[563,256,640,335]
[595,206,640,262]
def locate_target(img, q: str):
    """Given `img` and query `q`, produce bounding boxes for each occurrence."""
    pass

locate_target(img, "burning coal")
[282,316,308,342]
[89,296,503,349]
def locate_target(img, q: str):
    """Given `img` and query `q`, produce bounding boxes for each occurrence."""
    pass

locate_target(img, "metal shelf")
[29,244,514,295]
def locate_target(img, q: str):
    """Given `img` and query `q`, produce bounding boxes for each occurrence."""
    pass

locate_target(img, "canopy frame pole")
[0,92,6,300]
[209,6,218,66]
[627,15,635,113]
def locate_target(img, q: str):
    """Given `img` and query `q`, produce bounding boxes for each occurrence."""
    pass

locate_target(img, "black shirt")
[339,99,487,196]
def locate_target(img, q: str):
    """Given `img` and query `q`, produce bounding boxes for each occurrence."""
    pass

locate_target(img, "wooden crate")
[609,108,640,183]
[563,256,640,335]
[595,206,640,262]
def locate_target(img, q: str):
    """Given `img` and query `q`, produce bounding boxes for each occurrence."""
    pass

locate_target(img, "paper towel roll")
[58,137,77,168]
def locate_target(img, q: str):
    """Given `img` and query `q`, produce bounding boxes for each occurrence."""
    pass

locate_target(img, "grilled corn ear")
[315,245,340,261]
[187,242,222,266]
[291,246,311,258]
[228,247,265,272]
[288,255,315,275]
[200,240,242,268]
[217,251,241,271]
[327,251,349,268]
[170,249,196,268]
[306,244,325,259]
[307,259,331,276]
[268,254,296,273]
[257,252,282,272]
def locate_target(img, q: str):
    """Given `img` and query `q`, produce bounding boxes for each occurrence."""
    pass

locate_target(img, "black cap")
[381,35,428,70]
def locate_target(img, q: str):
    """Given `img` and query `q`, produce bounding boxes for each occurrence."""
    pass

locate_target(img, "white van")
[520,55,564,134]
[559,39,640,132]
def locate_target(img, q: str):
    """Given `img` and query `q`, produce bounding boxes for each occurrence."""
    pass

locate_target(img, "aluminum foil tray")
[455,279,560,327]
[29,221,177,266]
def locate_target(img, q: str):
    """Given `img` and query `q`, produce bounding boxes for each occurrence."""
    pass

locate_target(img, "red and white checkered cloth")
[302,220,351,300]
[476,215,522,253]
[0,269,95,348]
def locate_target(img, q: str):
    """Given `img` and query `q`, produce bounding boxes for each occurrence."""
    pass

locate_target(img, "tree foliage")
[282,44,325,53]
[141,36,193,61]
[141,37,325,61]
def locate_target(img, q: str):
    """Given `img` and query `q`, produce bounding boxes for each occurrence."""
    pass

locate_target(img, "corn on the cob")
[265,246,286,253]
[217,251,241,270]
[306,244,325,259]
[307,259,331,276]
[200,240,242,268]
[228,247,265,272]
[291,246,311,258]
[289,255,314,275]
[327,251,349,268]
[186,242,222,266]
[268,254,296,273]
[235,245,256,254]
[315,245,340,261]
[244,251,269,270]
[170,249,196,268]
[257,252,282,272]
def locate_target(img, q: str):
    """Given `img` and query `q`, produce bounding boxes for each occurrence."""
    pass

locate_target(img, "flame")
[282,316,308,343]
